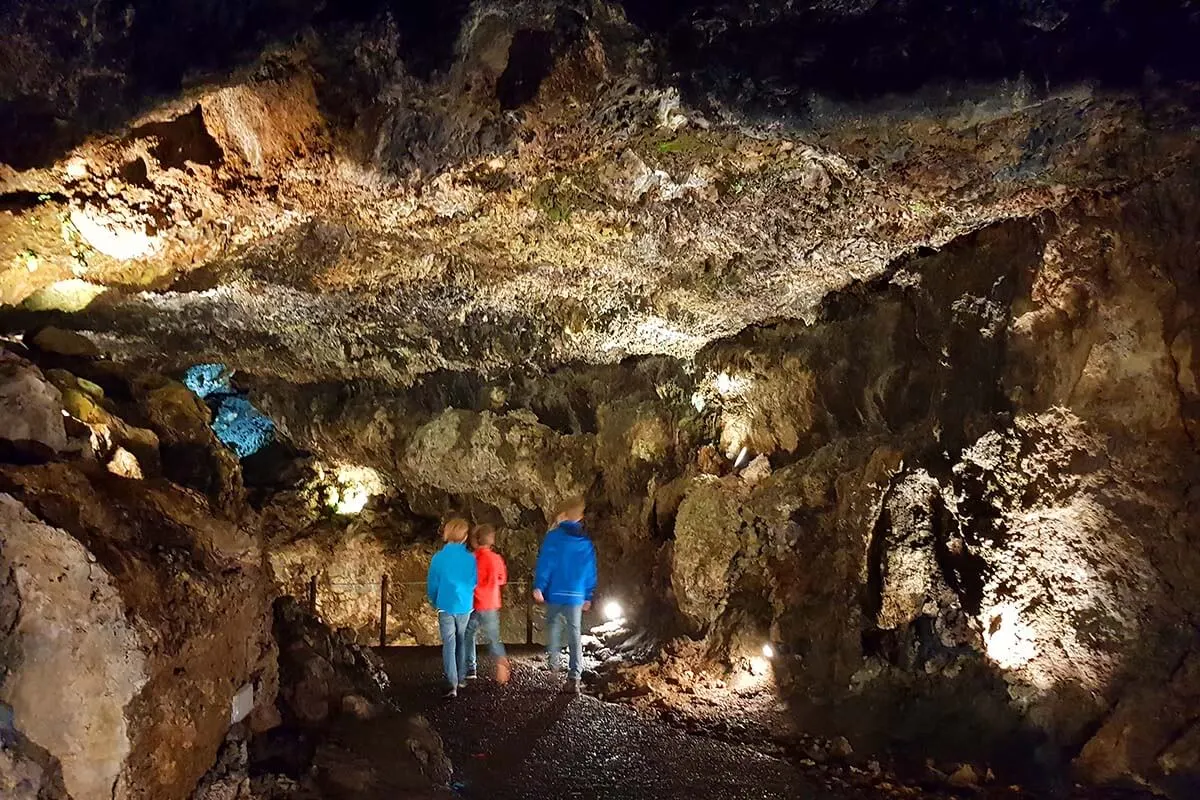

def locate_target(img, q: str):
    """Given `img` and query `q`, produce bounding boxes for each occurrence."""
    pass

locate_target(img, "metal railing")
[301,574,541,647]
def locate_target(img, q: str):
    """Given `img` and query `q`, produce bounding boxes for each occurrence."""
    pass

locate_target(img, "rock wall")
[248,164,1200,796]
[3,0,1200,794]
[0,345,277,800]
[641,173,1200,794]
[266,501,548,647]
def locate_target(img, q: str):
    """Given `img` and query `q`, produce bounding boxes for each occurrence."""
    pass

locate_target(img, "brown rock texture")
[0,350,276,800]
[3,0,1200,796]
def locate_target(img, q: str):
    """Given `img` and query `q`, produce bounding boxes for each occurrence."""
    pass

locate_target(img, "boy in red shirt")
[465,524,511,684]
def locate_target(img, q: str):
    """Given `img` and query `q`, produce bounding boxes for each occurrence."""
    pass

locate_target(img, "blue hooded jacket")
[427,542,477,615]
[534,520,597,606]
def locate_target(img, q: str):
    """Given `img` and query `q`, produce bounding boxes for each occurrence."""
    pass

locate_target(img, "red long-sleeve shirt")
[473,546,507,611]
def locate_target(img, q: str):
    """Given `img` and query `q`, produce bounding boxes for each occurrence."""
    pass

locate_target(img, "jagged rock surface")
[249,597,453,798]
[4,1,1200,797]
[2,1,1199,386]
[0,350,276,800]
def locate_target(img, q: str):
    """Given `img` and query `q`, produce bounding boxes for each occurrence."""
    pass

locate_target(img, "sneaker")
[464,671,478,681]
[563,679,581,695]
[443,688,457,699]
[458,682,468,689]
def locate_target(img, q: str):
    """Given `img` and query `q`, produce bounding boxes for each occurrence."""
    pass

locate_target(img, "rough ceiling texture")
[5,3,1200,798]
[2,0,1198,386]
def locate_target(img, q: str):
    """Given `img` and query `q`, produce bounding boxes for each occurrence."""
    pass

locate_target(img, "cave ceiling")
[1,0,1199,389]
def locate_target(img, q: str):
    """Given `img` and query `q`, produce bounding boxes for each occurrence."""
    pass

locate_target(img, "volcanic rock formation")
[4,0,1200,797]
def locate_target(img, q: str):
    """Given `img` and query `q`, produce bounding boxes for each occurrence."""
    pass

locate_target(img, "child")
[426,517,477,698]
[464,524,511,684]
[532,497,597,695]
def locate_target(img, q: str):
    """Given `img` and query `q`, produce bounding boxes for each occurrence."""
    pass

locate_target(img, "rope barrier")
[323,580,532,587]
[300,573,538,647]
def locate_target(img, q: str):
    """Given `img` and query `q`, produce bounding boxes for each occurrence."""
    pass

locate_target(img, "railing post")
[525,581,534,645]
[307,575,318,614]
[379,575,389,648]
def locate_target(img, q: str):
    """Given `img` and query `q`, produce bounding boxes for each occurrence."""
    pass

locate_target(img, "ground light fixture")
[734,446,750,469]
[603,600,624,622]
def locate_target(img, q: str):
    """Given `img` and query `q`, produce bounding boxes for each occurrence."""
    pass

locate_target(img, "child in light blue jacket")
[427,518,477,698]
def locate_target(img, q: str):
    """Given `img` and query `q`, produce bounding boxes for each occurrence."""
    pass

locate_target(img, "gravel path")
[383,647,920,800]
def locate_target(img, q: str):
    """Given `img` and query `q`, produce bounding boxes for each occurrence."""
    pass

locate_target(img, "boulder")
[26,327,100,359]
[341,695,375,721]
[135,378,245,516]
[0,355,68,459]
[402,715,452,786]
[670,478,744,631]
[273,597,391,727]
[401,409,594,525]
[45,369,162,475]
[1076,649,1200,792]
[0,467,274,800]
[948,764,981,788]
[289,647,336,724]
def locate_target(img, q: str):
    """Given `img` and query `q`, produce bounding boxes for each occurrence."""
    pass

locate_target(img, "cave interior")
[2,1,1200,799]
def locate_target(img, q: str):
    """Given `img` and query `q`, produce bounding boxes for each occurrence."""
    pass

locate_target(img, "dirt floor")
[377,647,1161,800]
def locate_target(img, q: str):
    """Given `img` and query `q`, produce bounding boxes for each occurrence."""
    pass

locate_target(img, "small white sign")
[230,683,254,725]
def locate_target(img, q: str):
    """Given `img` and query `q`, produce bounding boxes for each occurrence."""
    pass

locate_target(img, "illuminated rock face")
[0,494,147,800]
[0,356,276,800]
[2,1,1199,386]
[253,184,1200,792]
[2,0,1200,796]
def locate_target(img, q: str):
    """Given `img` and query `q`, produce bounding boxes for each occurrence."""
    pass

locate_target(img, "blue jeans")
[465,609,507,673]
[545,603,583,679]
[438,611,471,688]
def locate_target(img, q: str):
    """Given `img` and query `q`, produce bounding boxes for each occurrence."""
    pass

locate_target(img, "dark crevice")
[132,106,224,170]
[497,29,558,111]
[619,0,1200,119]
[313,0,474,81]
[496,8,587,111]
[0,191,68,213]
[930,494,986,617]
[863,488,894,622]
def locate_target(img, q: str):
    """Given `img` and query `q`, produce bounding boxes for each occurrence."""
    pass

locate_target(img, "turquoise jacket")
[427,542,477,615]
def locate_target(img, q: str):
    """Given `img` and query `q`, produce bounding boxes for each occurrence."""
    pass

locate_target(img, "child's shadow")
[463,690,575,782]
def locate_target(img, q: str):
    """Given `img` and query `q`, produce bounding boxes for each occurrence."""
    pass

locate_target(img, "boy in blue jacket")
[533,497,597,694]
[427,518,478,698]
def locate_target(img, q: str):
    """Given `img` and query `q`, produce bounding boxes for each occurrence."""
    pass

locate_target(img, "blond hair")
[472,524,497,547]
[443,517,469,543]
[555,496,585,523]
